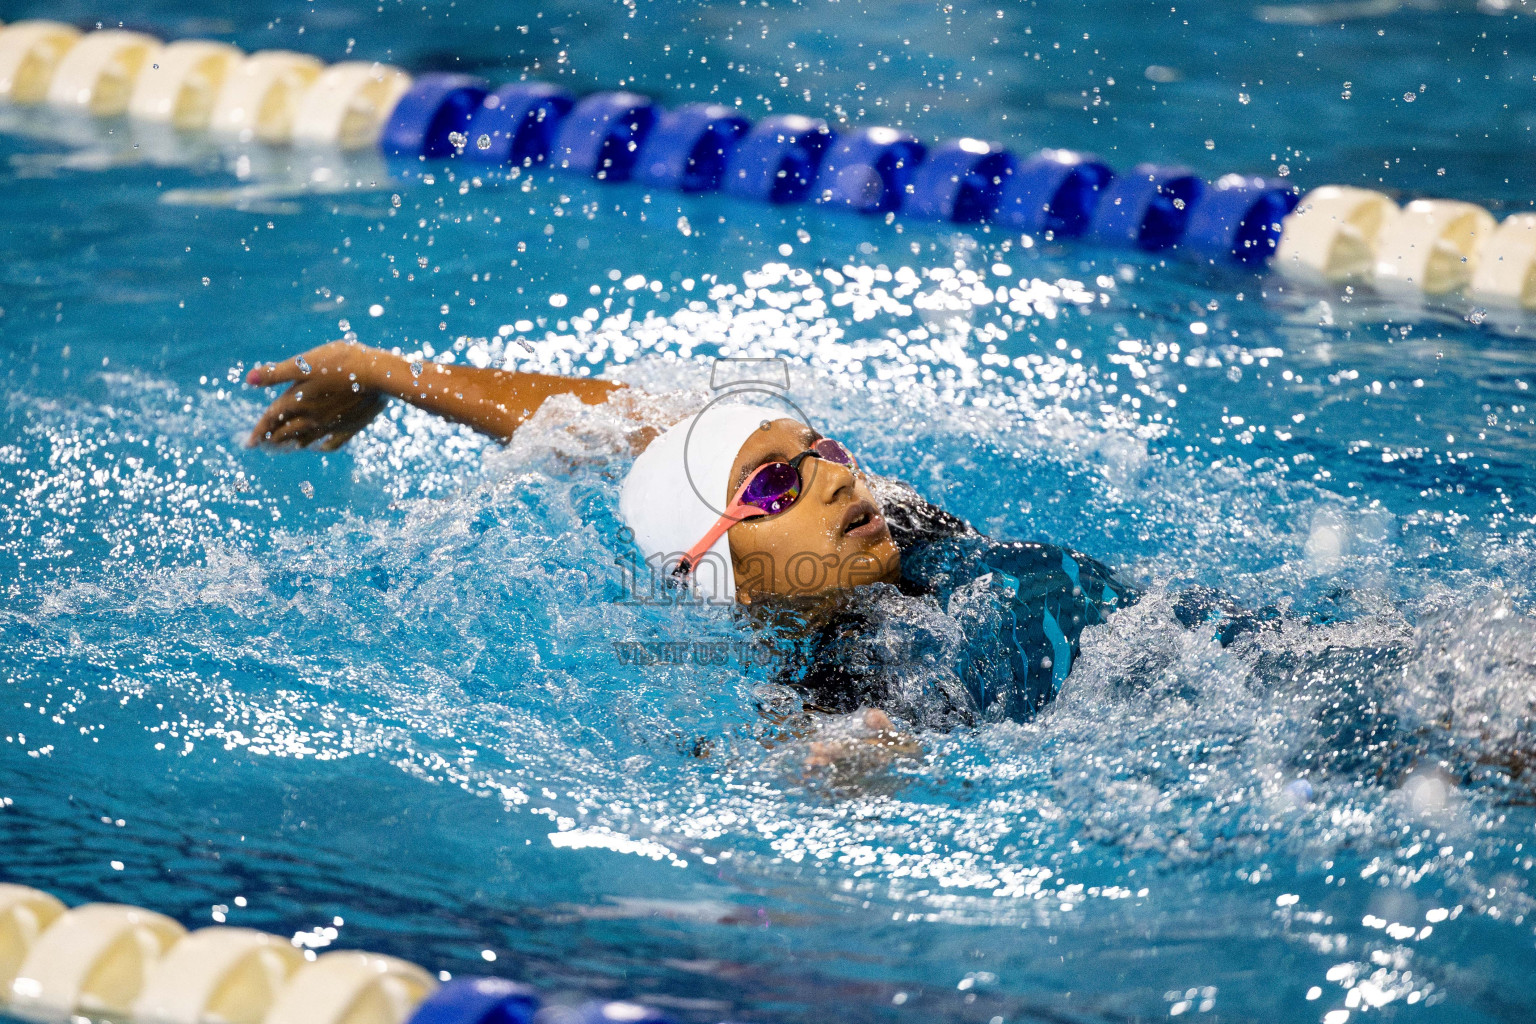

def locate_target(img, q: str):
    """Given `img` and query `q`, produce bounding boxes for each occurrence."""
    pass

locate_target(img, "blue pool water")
[3,1,1536,1022]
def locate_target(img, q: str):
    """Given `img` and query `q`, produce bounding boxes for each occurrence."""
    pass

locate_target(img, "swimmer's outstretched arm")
[244,340,623,448]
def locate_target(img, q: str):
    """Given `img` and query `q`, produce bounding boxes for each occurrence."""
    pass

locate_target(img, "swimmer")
[245,340,1133,735]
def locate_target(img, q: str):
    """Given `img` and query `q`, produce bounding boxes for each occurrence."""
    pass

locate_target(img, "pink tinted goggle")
[675,437,858,576]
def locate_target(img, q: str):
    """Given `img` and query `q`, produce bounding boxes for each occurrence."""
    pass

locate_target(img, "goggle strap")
[672,438,857,578]
[674,500,766,576]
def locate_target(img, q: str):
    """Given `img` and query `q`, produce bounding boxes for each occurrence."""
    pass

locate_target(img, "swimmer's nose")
[806,454,857,505]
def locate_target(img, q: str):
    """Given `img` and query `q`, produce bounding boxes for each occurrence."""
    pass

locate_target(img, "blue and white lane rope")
[0,882,709,1024]
[2,18,1532,308]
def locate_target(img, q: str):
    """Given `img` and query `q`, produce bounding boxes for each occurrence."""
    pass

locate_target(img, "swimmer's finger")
[247,402,299,447]
[245,356,312,388]
[265,417,323,447]
[318,397,386,450]
[862,708,896,733]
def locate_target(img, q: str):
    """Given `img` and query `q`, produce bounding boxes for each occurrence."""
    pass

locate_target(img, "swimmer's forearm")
[246,341,625,445]
[357,348,624,440]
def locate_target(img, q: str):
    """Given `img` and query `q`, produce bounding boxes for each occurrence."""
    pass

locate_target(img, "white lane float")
[132,927,303,1024]
[1372,198,1496,297]
[0,20,82,104]
[127,38,243,129]
[0,885,66,994]
[45,28,161,116]
[1274,185,1399,286]
[210,50,325,144]
[263,950,437,1024]
[291,60,413,150]
[9,903,185,1016]
[1469,212,1536,310]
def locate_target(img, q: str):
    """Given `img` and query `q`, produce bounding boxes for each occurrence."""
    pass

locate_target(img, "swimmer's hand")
[246,341,388,450]
[245,340,624,448]
[805,708,923,772]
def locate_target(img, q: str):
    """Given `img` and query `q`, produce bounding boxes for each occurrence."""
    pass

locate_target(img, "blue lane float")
[1088,163,1205,251]
[463,82,573,166]
[723,114,835,203]
[552,91,658,181]
[637,102,751,192]
[906,139,1017,223]
[382,73,490,159]
[815,126,926,214]
[0,18,1356,278]
[996,148,1113,237]
[1183,173,1300,265]
[407,978,540,1024]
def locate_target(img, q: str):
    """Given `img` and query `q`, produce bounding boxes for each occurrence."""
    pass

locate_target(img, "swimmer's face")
[725,418,900,601]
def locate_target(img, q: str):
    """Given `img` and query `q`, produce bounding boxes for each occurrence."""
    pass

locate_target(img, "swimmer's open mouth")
[841,500,886,538]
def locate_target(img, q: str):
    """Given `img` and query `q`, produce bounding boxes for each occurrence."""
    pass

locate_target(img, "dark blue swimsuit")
[775,477,1135,726]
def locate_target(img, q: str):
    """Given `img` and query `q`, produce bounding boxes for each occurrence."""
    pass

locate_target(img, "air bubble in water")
[448,131,468,149]
[1204,139,1215,150]
[410,360,423,377]
[477,134,492,150]
[202,277,210,286]
[418,256,429,268]
[1468,307,1487,325]
[1277,164,1290,177]
[1403,92,1416,102]
[391,194,401,208]
[295,356,312,373]
[1238,91,1250,105]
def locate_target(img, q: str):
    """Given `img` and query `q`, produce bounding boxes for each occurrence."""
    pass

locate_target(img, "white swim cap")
[619,402,786,603]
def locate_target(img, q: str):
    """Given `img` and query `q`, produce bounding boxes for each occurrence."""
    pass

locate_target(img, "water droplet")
[1403,91,1416,102]
[295,356,312,373]
[476,134,492,150]
[1284,779,1314,805]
